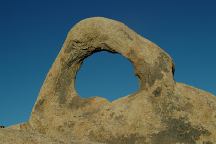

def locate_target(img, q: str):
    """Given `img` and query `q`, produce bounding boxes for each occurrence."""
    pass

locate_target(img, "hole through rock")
[75,51,140,101]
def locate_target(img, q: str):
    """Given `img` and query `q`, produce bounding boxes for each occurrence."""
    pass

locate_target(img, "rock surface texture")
[1,17,216,144]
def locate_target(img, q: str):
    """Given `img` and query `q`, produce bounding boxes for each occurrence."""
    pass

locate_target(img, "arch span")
[30,17,175,133]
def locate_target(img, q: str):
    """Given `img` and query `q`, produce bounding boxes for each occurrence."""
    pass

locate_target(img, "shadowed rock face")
[1,17,216,144]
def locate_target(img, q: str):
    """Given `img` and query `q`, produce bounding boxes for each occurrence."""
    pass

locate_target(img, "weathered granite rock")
[1,17,216,144]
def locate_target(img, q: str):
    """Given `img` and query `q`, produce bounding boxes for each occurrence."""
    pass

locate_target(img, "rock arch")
[2,17,215,144]
[30,17,175,128]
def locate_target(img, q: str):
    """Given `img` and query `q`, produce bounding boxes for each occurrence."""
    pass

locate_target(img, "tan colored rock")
[1,17,216,144]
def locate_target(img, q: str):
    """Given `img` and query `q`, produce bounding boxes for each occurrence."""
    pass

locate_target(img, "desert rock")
[1,17,216,144]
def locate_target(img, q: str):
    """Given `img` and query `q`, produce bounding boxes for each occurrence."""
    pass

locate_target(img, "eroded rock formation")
[1,17,216,144]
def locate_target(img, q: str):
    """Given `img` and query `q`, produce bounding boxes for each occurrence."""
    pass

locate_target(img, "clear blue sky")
[0,0,215,126]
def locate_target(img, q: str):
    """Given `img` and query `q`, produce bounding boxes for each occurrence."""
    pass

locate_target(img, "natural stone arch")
[1,17,216,144]
[29,17,175,130]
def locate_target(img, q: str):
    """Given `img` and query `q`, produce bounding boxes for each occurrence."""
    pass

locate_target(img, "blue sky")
[75,51,139,101]
[0,0,215,126]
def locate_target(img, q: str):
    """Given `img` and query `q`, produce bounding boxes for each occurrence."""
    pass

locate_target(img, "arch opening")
[75,51,140,101]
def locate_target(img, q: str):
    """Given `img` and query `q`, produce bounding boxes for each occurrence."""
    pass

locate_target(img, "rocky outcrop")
[1,17,216,144]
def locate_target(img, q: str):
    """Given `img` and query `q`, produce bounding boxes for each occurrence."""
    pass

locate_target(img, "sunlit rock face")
[1,17,216,144]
